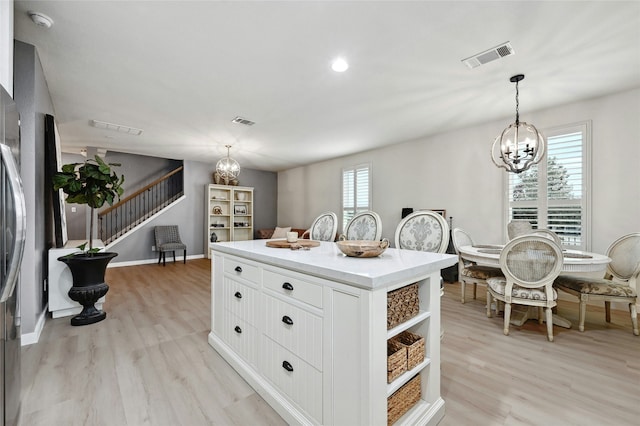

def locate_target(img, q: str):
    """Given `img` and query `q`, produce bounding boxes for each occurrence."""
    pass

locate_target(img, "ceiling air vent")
[462,42,514,69]
[90,119,143,136]
[231,116,255,126]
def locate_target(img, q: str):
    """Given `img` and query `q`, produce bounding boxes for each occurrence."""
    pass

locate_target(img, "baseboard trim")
[21,306,47,346]
[108,254,205,268]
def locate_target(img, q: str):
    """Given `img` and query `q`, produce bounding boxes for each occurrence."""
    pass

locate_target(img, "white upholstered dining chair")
[452,228,503,304]
[530,229,563,247]
[486,235,564,341]
[554,233,639,336]
[394,210,449,340]
[342,211,383,241]
[394,210,449,253]
[507,220,533,240]
[301,211,338,241]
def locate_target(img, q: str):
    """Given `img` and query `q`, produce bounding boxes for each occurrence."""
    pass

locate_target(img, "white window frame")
[503,121,591,250]
[342,163,372,231]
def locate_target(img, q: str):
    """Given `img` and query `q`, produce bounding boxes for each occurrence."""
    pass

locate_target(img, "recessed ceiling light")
[331,58,349,73]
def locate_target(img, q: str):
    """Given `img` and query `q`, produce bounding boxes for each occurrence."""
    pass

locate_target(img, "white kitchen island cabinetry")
[208,240,456,426]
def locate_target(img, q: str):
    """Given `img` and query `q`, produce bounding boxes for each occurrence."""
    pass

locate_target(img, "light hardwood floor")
[20,259,639,425]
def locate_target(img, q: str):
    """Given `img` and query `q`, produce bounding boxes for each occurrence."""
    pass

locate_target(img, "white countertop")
[210,239,457,290]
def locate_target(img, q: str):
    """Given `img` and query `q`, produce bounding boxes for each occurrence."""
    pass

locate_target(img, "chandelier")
[216,145,241,180]
[491,74,545,174]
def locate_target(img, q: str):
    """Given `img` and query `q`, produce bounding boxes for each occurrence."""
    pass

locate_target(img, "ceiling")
[13,1,640,172]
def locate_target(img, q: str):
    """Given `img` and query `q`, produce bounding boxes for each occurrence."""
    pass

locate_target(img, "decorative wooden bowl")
[336,239,389,258]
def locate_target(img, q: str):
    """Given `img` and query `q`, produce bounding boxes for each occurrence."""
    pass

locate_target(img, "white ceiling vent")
[90,119,143,136]
[462,42,514,69]
[231,116,255,126]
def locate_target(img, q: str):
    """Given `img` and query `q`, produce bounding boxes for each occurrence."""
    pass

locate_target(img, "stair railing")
[98,165,184,245]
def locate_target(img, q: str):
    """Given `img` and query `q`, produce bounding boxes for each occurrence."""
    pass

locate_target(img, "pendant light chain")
[514,79,520,126]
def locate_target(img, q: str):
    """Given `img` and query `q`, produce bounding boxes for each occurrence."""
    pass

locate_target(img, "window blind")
[507,123,589,249]
[342,164,370,229]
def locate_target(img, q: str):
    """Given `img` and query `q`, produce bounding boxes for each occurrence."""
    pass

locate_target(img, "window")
[507,121,590,249]
[342,164,371,230]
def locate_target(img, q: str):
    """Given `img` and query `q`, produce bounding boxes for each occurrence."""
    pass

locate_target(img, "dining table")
[458,244,611,328]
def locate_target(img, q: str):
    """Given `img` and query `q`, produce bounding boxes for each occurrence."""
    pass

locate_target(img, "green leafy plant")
[53,155,125,253]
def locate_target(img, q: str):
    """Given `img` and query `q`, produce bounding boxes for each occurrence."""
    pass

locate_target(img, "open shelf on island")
[387,310,430,340]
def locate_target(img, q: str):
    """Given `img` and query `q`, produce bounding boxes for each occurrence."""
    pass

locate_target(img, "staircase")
[98,165,184,245]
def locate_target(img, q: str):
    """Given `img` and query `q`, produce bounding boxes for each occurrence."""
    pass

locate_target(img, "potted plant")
[52,155,125,325]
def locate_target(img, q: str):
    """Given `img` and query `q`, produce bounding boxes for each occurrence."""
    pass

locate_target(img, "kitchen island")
[208,239,457,425]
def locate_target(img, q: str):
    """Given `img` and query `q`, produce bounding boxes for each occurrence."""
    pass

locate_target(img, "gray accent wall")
[14,41,52,336]
[61,151,183,240]
[107,158,278,263]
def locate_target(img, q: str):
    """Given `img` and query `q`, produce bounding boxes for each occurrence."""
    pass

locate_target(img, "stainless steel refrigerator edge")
[0,84,26,426]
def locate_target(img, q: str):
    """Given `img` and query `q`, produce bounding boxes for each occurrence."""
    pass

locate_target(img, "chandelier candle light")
[216,144,241,180]
[491,74,545,174]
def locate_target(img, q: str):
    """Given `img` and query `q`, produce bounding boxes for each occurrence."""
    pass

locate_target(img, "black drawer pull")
[282,315,294,325]
[234,266,243,273]
[282,360,294,372]
[234,326,242,334]
[282,282,294,291]
[234,291,242,299]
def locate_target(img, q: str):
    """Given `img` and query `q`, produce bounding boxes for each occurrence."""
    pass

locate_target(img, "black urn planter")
[58,252,118,326]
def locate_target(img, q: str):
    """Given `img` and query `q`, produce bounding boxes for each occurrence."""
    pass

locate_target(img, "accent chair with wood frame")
[342,211,383,241]
[507,219,533,240]
[486,235,564,341]
[452,228,503,304]
[395,210,449,253]
[554,233,639,336]
[301,211,338,241]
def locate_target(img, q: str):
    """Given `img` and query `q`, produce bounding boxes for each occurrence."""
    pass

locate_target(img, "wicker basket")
[394,330,425,370]
[387,374,421,425]
[387,283,419,329]
[387,339,407,383]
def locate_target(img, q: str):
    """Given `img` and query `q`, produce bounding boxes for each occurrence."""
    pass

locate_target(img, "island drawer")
[259,335,322,424]
[221,277,258,326]
[263,269,323,309]
[223,257,260,285]
[262,294,323,370]
[220,312,258,366]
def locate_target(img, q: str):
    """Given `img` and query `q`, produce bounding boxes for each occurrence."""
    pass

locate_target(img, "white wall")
[278,88,640,255]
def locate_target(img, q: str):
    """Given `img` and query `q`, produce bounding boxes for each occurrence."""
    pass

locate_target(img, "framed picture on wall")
[421,209,446,217]
[234,204,247,215]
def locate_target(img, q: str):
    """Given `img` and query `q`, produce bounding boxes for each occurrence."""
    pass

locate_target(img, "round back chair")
[304,211,338,241]
[530,229,563,248]
[452,227,503,303]
[452,228,473,254]
[486,235,564,341]
[507,220,533,240]
[606,232,640,283]
[554,233,639,336]
[342,211,383,241]
[394,210,449,253]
